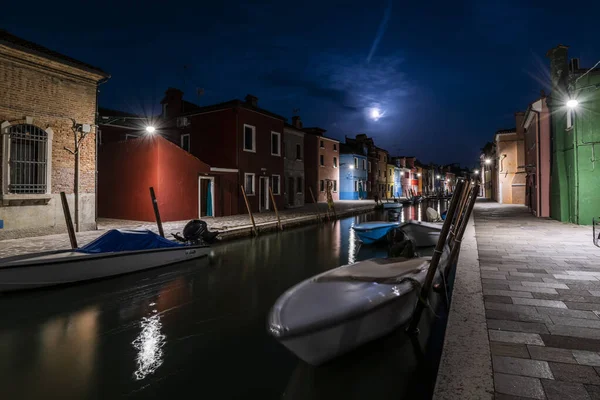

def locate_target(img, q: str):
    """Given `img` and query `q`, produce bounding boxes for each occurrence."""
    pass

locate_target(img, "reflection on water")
[133,309,166,380]
[0,200,450,399]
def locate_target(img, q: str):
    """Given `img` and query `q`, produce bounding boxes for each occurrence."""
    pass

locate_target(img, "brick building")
[283,117,305,208]
[0,30,109,238]
[304,128,339,202]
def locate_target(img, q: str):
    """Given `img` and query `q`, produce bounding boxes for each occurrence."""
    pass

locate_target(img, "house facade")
[547,45,600,224]
[0,30,109,239]
[339,143,368,200]
[160,91,286,214]
[375,147,389,199]
[304,128,339,202]
[493,114,526,204]
[386,163,396,198]
[523,94,551,217]
[283,117,305,208]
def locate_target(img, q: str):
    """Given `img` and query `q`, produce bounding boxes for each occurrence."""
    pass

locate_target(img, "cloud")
[367,0,393,63]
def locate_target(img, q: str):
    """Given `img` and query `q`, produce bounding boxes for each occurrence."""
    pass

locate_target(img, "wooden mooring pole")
[60,191,78,249]
[269,186,282,231]
[149,187,165,238]
[449,183,479,267]
[309,187,322,222]
[407,179,466,335]
[241,185,258,236]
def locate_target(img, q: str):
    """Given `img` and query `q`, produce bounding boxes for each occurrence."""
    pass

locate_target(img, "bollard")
[240,185,258,236]
[60,191,78,249]
[269,186,282,231]
[149,187,165,238]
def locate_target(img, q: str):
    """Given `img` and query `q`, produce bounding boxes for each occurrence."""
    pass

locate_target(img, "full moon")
[370,108,381,120]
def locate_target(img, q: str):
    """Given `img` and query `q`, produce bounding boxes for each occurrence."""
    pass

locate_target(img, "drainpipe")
[572,107,580,224]
[235,108,239,215]
[94,76,110,227]
[530,109,542,216]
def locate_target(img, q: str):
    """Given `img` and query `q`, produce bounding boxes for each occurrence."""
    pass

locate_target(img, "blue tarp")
[77,229,183,254]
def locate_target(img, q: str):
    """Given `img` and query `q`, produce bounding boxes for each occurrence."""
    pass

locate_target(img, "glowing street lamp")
[436,175,441,179]
[417,173,422,177]
[474,169,479,175]
[484,159,491,165]
[566,99,579,109]
[145,126,156,134]
[349,165,355,169]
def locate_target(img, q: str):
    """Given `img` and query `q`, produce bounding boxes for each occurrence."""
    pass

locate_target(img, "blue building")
[339,143,368,200]
[394,167,402,198]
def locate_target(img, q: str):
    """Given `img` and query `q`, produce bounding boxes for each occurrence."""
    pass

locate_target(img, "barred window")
[7,124,48,194]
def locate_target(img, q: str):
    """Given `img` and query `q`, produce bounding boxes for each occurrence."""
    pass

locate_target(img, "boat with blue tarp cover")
[0,227,212,293]
[352,222,401,244]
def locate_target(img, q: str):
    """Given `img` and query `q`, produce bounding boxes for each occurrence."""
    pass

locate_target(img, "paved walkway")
[0,200,374,258]
[466,201,600,399]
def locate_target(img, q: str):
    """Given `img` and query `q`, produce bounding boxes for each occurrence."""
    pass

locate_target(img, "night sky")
[3,1,600,166]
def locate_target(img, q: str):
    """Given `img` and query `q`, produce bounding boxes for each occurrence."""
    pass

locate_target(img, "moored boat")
[267,247,450,365]
[399,220,443,247]
[352,222,401,244]
[0,228,212,293]
[382,202,402,209]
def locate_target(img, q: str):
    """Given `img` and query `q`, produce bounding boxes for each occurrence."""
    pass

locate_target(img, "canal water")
[0,200,449,400]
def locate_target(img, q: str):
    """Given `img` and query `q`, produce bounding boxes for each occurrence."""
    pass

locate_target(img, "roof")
[339,142,366,155]
[181,99,286,121]
[0,29,109,78]
[496,128,516,135]
[99,108,140,118]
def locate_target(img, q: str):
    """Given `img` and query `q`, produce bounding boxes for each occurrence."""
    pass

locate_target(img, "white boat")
[399,220,443,247]
[382,202,402,209]
[268,248,449,365]
[0,229,211,293]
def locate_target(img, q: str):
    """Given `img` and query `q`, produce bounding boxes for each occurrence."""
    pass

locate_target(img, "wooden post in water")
[60,191,78,249]
[149,187,165,238]
[240,185,258,236]
[448,180,471,246]
[448,182,479,266]
[407,179,466,335]
[269,186,282,231]
[309,187,322,222]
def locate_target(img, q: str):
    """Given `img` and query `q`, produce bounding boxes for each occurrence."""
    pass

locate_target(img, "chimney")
[161,88,184,120]
[546,45,569,103]
[245,94,258,107]
[569,58,580,72]
[292,116,303,129]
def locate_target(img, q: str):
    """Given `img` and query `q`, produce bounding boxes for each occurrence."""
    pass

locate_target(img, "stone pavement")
[475,201,600,399]
[0,200,374,258]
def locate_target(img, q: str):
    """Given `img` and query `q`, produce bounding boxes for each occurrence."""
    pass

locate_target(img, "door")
[288,177,295,206]
[259,177,270,211]
[199,177,215,217]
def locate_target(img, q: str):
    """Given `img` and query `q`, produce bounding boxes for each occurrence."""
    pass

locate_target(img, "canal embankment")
[435,200,600,400]
[0,200,375,258]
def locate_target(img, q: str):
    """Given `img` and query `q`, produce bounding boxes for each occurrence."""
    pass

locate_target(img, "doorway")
[199,177,215,217]
[259,176,269,211]
[288,177,295,206]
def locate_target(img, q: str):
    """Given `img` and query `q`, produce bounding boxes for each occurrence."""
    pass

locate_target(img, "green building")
[547,45,600,225]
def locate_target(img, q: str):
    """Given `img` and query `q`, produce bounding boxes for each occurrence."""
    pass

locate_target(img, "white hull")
[0,245,210,293]
[400,220,442,247]
[278,284,419,365]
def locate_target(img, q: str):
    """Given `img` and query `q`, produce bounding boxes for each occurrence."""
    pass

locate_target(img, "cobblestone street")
[0,200,374,258]
[476,201,600,399]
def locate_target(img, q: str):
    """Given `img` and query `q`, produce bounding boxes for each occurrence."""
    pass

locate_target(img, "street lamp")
[484,159,491,165]
[349,165,355,169]
[146,126,156,134]
[417,173,422,177]
[436,175,441,179]
[567,99,579,109]
[474,169,479,175]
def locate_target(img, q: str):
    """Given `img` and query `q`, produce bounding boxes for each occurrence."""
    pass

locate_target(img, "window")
[243,124,256,152]
[354,180,358,191]
[368,161,372,172]
[384,170,387,178]
[567,109,575,130]
[320,155,324,166]
[379,170,381,177]
[271,175,280,194]
[390,168,393,176]
[333,180,337,192]
[333,143,337,151]
[296,177,303,193]
[320,180,325,192]
[296,144,302,159]
[405,172,409,178]
[5,124,50,194]
[354,157,359,168]
[363,159,367,170]
[333,157,337,168]
[271,131,281,156]
[244,173,255,195]
[320,140,324,148]
[125,134,140,140]
[181,134,190,152]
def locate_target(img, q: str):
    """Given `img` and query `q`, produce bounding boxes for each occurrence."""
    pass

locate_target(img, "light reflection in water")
[133,310,166,380]
[417,204,422,222]
[348,223,357,265]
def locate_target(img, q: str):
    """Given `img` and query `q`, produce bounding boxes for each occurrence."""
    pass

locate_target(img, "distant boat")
[0,229,211,293]
[399,220,443,247]
[267,246,451,365]
[382,202,402,210]
[352,222,401,244]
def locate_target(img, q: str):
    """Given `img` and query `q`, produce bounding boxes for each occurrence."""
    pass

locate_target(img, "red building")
[98,90,286,219]
[304,128,339,202]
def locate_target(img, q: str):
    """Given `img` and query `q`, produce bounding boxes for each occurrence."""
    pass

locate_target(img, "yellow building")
[386,163,396,198]
[416,166,423,194]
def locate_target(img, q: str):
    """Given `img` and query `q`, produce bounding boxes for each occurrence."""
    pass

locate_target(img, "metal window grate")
[8,124,48,194]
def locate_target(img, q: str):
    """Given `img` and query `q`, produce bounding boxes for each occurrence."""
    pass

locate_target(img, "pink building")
[523,94,551,217]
